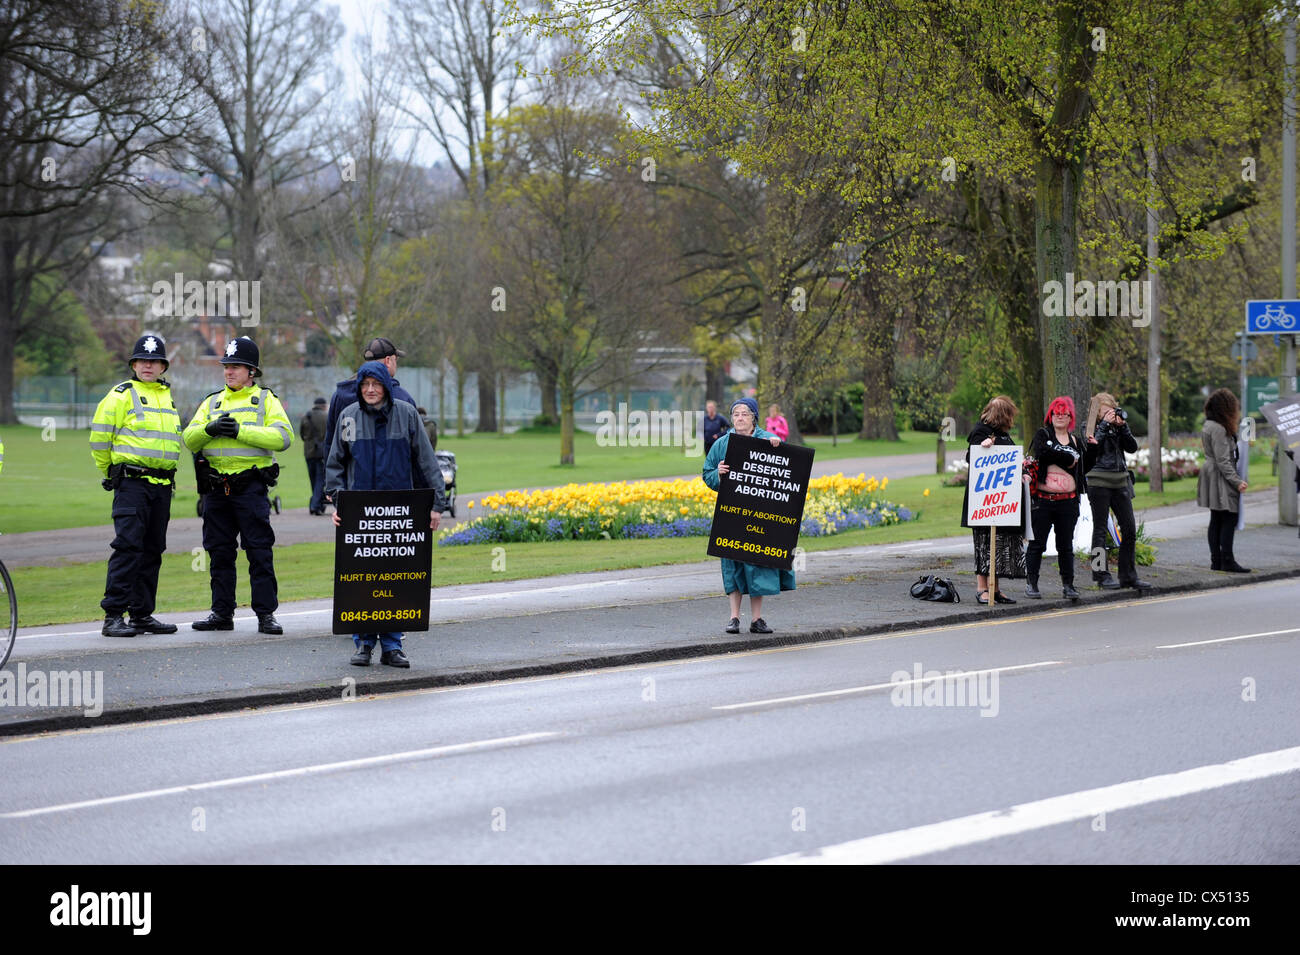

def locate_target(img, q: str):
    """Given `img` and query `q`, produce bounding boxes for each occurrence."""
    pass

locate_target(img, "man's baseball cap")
[363,337,405,359]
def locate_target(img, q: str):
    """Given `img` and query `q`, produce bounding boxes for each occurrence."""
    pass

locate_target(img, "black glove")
[216,415,240,438]
[205,417,225,436]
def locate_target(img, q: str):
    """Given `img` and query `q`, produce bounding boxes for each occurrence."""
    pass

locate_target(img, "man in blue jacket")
[325,361,445,668]
[324,337,419,460]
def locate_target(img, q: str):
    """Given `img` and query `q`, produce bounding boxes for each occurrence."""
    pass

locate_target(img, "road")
[3,579,1296,863]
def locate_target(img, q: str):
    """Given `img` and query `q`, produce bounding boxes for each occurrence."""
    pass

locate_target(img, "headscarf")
[1044,395,1076,431]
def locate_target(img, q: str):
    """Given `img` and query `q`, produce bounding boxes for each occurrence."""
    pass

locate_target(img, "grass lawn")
[12,463,1278,627]
[0,423,941,534]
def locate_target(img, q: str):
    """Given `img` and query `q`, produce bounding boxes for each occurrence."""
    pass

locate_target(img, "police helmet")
[219,336,261,377]
[129,334,169,369]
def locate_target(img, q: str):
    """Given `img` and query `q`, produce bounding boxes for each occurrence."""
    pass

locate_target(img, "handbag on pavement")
[910,574,961,603]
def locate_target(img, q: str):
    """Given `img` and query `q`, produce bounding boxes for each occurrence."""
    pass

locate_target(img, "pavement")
[2,487,1295,736]
[0,450,963,568]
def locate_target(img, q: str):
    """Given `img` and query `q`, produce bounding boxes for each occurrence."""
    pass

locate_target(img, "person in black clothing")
[1025,396,1084,600]
[961,395,1025,605]
[1083,392,1150,590]
[703,400,729,454]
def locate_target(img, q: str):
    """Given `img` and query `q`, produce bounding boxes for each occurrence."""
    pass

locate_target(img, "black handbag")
[910,574,961,603]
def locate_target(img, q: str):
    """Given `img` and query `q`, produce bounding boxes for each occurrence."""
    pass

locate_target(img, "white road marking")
[1157,627,1300,649]
[712,661,1061,711]
[0,731,558,818]
[752,744,1300,865]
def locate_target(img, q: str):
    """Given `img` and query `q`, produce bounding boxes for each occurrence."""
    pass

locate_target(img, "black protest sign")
[1260,396,1300,454]
[332,488,436,634]
[707,433,815,570]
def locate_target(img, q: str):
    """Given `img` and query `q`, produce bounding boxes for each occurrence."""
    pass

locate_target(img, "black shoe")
[380,648,410,668]
[192,612,234,631]
[1210,559,1222,571]
[130,615,177,634]
[725,617,740,634]
[350,644,373,666]
[1062,583,1080,600]
[1220,562,1252,574]
[976,590,990,605]
[749,618,773,634]
[1096,575,1121,590]
[1024,579,1041,599]
[257,614,283,634]
[102,613,136,638]
[993,591,1016,605]
[1121,578,1153,590]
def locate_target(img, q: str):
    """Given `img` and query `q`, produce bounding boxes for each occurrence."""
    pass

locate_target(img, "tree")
[0,0,198,422]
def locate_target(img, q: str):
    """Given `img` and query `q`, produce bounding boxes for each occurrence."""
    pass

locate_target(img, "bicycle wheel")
[0,560,16,672]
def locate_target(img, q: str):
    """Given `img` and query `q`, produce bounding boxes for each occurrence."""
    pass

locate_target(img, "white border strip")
[1158,627,1300,649]
[752,745,1300,864]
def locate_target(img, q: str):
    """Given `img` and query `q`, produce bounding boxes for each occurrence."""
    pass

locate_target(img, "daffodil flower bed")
[437,474,915,546]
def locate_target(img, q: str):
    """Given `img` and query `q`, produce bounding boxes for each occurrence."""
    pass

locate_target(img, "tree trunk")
[559,379,575,465]
[455,363,466,437]
[498,369,507,433]
[476,357,497,432]
[858,314,899,440]
[1035,154,1090,430]
[0,237,16,424]
[539,365,558,424]
[705,358,728,407]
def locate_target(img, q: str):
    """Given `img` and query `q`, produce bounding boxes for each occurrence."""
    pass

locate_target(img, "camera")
[1113,408,1128,422]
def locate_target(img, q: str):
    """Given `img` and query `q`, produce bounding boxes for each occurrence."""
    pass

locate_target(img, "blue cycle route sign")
[1245,300,1300,334]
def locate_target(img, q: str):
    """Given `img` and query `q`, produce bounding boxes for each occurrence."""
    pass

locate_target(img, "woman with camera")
[1025,397,1084,599]
[1083,392,1150,591]
[1197,388,1251,573]
[961,395,1025,605]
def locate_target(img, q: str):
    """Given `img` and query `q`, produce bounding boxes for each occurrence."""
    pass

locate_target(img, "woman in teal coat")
[702,397,796,634]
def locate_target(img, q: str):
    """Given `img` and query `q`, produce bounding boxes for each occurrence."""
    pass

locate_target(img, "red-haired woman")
[1197,388,1251,572]
[961,395,1025,604]
[1025,397,1084,599]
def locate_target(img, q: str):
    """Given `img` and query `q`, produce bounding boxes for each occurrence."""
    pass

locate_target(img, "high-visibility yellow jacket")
[183,384,293,474]
[0,436,5,475]
[89,379,183,484]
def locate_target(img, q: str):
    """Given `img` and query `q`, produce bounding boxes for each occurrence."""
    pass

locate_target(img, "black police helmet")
[129,334,169,369]
[219,336,261,377]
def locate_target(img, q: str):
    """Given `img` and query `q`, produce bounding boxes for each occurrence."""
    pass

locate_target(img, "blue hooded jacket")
[323,361,445,506]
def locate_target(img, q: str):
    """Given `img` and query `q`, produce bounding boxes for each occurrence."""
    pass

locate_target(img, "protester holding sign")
[1024,397,1084,600]
[703,397,792,634]
[961,395,1025,605]
[1197,388,1251,573]
[325,361,445,668]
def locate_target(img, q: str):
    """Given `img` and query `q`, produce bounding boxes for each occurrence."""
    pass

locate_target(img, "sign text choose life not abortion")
[965,445,1024,526]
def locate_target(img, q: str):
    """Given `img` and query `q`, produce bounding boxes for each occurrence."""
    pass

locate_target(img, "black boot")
[1024,576,1041,599]
[1062,581,1080,600]
[102,613,136,638]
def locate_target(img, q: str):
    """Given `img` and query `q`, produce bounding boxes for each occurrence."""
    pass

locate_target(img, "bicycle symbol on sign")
[1258,304,1298,331]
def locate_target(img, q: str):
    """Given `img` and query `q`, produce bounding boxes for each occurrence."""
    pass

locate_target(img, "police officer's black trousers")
[201,484,278,617]
[102,478,172,617]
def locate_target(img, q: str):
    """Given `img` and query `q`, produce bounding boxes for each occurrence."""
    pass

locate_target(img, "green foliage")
[798,382,864,435]
[15,273,114,382]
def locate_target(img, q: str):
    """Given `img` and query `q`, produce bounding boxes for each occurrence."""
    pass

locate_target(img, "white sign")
[966,445,1024,526]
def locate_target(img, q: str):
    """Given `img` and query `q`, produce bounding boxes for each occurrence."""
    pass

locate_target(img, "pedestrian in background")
[1198,387,1251,573]
[702,397,792,634]
[765,403,789,442]
[962,395,1025,605]
[299,396,328,515]
[418,406,438,450]
[184,337,292,635]
[326,361,445,669]
[1083,392,1149,591]
[1025,396,1084,600]
[325,337,418,456]
[90,335,182,638]
[703,399,728,454]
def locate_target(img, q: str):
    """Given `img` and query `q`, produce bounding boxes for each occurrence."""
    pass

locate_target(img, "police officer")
[183,337,293,634]
[90,334,182,638]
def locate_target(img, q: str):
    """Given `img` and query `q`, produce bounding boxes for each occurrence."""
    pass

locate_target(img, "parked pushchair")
[435,450,457,515]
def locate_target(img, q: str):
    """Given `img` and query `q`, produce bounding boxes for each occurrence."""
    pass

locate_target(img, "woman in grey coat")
[1196,388,1250,573]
